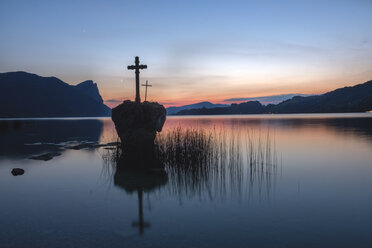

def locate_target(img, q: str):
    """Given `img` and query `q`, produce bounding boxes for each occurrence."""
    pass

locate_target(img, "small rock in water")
[11,168,24,176]
[29,152,62,161]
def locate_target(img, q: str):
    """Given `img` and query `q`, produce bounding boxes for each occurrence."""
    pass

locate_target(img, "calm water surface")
[1,114,372,248]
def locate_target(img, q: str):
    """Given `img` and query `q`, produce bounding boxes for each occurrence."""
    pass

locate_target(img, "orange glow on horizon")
[103,87,333,109]
[100,74,372,108]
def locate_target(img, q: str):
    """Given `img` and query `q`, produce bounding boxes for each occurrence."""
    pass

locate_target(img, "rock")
[111,100,166,169]
[11,168,24,176]
[112,100,166,148]
[29,152,62,161]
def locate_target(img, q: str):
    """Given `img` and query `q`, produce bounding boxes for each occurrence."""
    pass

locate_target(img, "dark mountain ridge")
[0,71,111,118]
[268,80,372,113]
[166,101,228,115]
[176,101,265,115]
[75,80,104,103]
[175,79,372,115]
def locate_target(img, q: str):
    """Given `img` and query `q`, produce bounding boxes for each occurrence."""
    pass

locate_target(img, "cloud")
[105,99,122,103]
[104,99,123,108]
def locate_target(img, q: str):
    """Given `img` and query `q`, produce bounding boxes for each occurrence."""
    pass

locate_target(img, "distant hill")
[166,101,228,115]
[268,80,372,113]
[175,80,372,115]
[0,71,111,118]
[224,93,313,105]
[176,101,264,115]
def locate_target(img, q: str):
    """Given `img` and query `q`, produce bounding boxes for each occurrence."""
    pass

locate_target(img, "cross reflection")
[132,190,150,235]
[113,169,168,235]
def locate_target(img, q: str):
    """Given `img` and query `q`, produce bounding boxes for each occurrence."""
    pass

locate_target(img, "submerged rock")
[111,101,166,169]
[29,152,62,161]
[11,168,24,176]
[66,142,120,150]
[67,143,98,150]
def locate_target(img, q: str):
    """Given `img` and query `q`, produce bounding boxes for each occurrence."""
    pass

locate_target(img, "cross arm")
[127,65,147,70]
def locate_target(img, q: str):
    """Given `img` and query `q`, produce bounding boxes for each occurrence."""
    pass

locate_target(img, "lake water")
[1,114,372,248]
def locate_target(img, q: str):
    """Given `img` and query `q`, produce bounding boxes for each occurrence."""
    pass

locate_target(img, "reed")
[154,127,278,200]
[102,126,278,201]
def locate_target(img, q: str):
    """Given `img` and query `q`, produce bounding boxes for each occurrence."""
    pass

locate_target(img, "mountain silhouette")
[175,79,372,115]
[224,93,313,105]
[0,71,111,118]
[74,80,104,103]
[166,101,228,115]
[268,80,372,113]
[175,101,265,115]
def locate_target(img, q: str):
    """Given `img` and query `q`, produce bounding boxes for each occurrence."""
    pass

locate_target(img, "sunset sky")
[1,0,371,107]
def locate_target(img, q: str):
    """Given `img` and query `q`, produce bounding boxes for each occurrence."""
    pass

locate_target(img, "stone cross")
[141,80,152,102]
[127,56,147,103]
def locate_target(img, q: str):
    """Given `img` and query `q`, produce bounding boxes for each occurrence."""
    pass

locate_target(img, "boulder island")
[111,100,166,169]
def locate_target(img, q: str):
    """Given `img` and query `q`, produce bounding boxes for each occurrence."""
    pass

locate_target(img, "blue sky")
[1,0,371,106]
